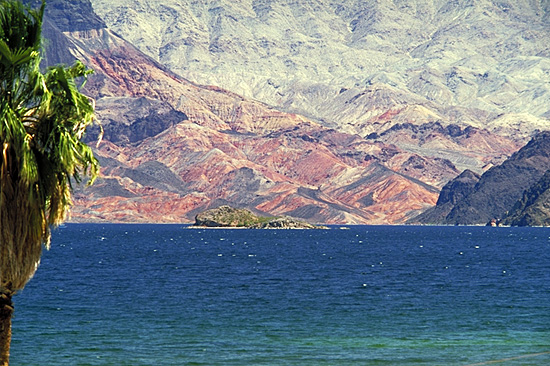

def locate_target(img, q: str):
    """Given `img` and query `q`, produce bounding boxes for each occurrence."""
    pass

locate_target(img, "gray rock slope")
[502,170,550,226]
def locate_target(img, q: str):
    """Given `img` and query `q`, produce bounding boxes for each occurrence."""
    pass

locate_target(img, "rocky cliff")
[36,0,479,225]
[413,169,481,224]
[502,170,550,226]
[413,131,550,225]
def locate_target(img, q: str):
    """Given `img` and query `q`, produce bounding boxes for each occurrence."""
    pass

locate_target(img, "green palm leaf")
[0,1,99,363]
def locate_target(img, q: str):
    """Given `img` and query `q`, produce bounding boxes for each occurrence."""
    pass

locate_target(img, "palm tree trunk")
[0,289,13,366]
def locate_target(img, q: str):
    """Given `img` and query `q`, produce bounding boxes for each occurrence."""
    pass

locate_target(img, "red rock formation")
[47,20,515,225]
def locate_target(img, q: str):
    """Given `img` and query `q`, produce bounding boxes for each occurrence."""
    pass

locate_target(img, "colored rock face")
[39,0,531,224]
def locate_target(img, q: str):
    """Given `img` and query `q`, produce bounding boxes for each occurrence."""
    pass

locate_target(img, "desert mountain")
[36,0,502,225]
[414,131,550,225]
[90,0,550,149]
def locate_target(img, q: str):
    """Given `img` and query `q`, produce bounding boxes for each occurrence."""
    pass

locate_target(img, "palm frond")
[0,0,98,294]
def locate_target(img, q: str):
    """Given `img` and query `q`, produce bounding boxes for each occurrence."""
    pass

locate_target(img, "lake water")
[10,224,550,365]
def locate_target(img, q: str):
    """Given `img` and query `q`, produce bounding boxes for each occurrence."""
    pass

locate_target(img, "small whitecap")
[218,254,223,257]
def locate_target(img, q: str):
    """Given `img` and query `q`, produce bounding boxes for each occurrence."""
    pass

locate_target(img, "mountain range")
[35,0,550,224]
[90,0,550,143]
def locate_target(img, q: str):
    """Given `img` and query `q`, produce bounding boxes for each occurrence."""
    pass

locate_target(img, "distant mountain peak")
[28,0,106,32]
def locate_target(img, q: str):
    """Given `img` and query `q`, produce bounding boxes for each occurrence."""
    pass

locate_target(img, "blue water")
[10,224,550,365]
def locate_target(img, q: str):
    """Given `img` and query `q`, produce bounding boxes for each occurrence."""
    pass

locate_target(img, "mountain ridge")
[90,0,550,145]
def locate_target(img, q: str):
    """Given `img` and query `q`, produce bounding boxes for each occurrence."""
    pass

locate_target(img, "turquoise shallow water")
[10,224,550,365]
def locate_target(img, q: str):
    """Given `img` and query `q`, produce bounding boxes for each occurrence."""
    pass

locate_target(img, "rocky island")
[192,206,328,229]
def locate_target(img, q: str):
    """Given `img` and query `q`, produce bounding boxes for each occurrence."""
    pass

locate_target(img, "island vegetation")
[193,205,328,229]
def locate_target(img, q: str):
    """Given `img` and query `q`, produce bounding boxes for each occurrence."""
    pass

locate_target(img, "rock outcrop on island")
[193,206,327,229]
[413,131,550,225]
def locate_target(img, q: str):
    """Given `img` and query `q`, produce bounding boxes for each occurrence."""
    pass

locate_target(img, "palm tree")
[0,1,99,364]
